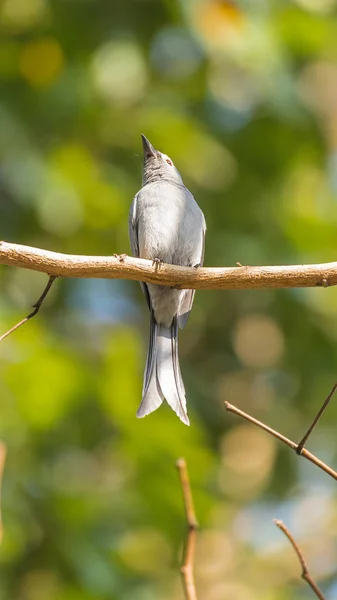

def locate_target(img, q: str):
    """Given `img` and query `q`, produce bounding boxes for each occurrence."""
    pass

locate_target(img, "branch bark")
[1,241,337,290]
[0,276,56,342]
[274,520,326,600]
[0,442,6,545]
[225,382,337,481]
[176,458,198,600]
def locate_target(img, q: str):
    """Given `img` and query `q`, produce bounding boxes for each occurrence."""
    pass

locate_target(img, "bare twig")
[224,401,337,481]
[297,383,337,453]
[0,275,56,342]
[0,241,337,290]
[274,519,326,600]
[0,442,7,544]
[176,458,198,600]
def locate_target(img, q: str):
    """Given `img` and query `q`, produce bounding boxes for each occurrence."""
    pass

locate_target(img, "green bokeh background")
[1,0,337,598]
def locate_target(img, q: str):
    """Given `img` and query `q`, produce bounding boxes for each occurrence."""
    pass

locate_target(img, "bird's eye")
[166,159,173,166]
[146,153,153,159]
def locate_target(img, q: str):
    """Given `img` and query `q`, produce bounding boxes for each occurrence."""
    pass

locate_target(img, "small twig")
[176,458,198,600]
[0,275,56,343]
[297,383,337,453]
[224,401,337,481]
[0,442,7,544]
[274,520,326,600]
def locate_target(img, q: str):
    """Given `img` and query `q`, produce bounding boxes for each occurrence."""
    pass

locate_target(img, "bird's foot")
[113,253,127,262]
[152,257,164,271]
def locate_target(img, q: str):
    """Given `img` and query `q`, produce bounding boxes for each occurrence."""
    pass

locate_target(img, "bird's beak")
[141,134,157,158]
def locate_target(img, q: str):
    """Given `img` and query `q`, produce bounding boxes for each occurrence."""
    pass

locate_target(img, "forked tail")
[136,313,189,426]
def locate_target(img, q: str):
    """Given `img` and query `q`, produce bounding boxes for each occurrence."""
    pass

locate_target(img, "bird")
[129,135,206,425]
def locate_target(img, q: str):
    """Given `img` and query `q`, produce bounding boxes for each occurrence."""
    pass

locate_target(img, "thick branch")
[1,241,337,290]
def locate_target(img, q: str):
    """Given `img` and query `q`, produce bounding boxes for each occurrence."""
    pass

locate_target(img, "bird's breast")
[137,184,202,266]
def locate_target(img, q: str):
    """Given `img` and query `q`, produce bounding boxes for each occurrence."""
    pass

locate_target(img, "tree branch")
[0,276,56,342]
[0,442,7,545]
[297,382,337,453]
[176,458,198,600]
[0,241,337,290]
[274,520,326,600]
[225,382,337,481]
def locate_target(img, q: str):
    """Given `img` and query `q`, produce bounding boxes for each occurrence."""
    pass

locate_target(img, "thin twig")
[224,401,337,481]
[0,241,337,289]
[0,442,7,544]
[176,458,198,600]
[297,383,337,453]
[0,275,56,343]
[274,520,326,600]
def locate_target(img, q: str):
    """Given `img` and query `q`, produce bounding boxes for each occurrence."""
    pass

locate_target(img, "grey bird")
[129,135,206,425]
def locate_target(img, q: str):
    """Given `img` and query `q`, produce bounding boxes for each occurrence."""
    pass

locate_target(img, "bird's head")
[141,134,183,186]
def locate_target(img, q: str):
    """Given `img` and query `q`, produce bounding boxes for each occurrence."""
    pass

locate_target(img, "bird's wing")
[178,213,206,329]
[129,193,151,310]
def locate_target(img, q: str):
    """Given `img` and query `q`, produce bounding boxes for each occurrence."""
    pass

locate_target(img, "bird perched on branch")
[129,135,206,425]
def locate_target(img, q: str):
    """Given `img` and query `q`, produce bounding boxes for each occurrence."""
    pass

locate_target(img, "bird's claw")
[113,253,127,263]
[152,257,164,271]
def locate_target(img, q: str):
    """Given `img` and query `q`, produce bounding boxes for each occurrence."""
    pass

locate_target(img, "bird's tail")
[136,313,189,426]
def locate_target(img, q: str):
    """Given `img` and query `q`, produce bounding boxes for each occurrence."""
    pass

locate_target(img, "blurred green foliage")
[1,0,337,598]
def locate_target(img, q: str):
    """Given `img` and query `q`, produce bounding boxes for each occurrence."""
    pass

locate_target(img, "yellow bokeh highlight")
[0,0,47,30]
[91,40,147,105]
[20,570,60,600]
[233,314,285,369]
[221,424,276,476]
[195,0,245,48]
[37,185,83,236]
[218,371,275,411]
[196,531,237,584]
[295,0,337,13]
[219,424,276,500]
[117,528,171,575]
[19,37,64,87]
